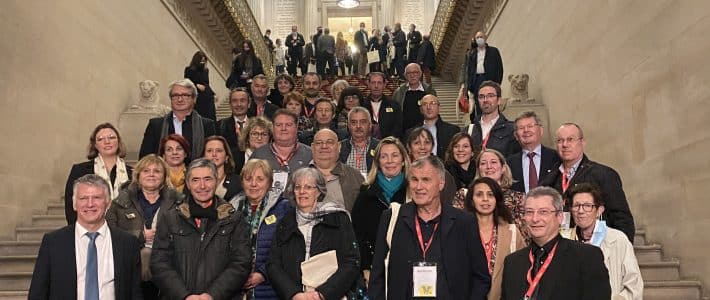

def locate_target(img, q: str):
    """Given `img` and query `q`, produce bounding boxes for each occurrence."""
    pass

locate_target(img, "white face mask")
[476,38,485,46]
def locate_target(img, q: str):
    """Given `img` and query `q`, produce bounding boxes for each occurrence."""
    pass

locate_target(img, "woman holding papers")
[267,168,363,300]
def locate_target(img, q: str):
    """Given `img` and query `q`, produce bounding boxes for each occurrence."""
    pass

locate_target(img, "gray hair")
[525,186,564,212]
[285,167,327,202]
[330,79,349,96]
[559,122,585,139]
[72,174,111,206]
[514,111,543,127]
[347,106,372,123]
[186,158,218,181]
[168,78,198,98]
[408,155,445,181]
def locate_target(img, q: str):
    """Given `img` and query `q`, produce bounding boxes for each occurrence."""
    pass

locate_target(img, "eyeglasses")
[249,131,269,139]
[523,209,560,217]
[294,184,317,192]
[555,137,583,144]
[170,93,194,100]
[313,140,337,148]
[516,124,540,131]
[572,203,597,212]
[96,135,118,143]
[478,93,498,100]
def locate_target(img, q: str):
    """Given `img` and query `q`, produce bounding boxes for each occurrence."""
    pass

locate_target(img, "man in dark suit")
[353,22,369,77]
[416,34,435,84]
[502,187,610,300]
[463,81,521,157]
[392,23,407,79]
[507,111,561,193]
[285,25,305,76]
[539,123,635,242]
[339,107,380,174]
[138,79,216,160]
[406,23,422,64]
[369,156,490,299]
[362,72,403,139]
[405,95,459,160]
[246,75,279,120]
[29,174,142,300]
[459,31,504,122]
[217,88,250,155]
[316,28,336,77]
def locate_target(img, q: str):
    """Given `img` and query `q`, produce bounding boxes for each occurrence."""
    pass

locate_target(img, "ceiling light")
[337,0,360,9]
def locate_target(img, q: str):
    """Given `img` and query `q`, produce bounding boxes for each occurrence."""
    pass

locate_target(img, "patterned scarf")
[93,155,129,199]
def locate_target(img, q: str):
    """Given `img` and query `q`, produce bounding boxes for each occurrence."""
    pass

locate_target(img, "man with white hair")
[391,63,437,133]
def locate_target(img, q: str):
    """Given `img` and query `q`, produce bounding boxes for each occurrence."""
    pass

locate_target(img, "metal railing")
[221,0,275,82]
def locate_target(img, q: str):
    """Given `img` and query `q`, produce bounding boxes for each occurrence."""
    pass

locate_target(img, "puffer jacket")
[150,196,252,300]
[230,191,293,299]
[106,184,181,244]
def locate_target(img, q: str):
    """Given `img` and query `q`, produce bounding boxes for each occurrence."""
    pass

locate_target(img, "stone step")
[15,227,57,242]
[0,256,36,273]
[634,243,663,263]
[0,241,40,256]
[644,280,703,300]
[31,215,65,227]
[0,291,27,300]
[0,273,31,291]
[46,203,65,216]
[634,229,647,246]
[640,260,681,281]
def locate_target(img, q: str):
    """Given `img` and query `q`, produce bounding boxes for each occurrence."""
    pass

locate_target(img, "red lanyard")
[354,142,367,170]
[561,171,570,193]
[257,103,264,116]
[481,132,490,149]
[303,105,315,118]
[524,242,559,299]
[271,143,298,167]
[415,216,439,260]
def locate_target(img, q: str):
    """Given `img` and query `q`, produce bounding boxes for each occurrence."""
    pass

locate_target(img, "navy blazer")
[362,95,403,140]
[507,145,561,193]
[28,225,143,300]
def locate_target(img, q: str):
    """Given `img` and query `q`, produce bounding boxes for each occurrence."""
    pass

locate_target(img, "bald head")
[312,129,340,168]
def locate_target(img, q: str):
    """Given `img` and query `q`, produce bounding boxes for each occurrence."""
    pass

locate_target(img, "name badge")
[264,214,277,225]
[273,172,289,190]
[125,213,136,219]
[386,107,394,113]
[412,262,437,297]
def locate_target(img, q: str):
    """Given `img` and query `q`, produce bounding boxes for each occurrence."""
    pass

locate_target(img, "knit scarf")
[296,201,347,259]
[160,111,205,160]
[376,170,404,203]
[93,155,129,199]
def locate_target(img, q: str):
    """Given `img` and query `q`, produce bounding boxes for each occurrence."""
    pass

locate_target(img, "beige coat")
[571,225,644,300]
[488,219,526,300]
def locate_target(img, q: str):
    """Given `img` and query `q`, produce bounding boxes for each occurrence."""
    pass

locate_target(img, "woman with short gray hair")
[267,168,363,299]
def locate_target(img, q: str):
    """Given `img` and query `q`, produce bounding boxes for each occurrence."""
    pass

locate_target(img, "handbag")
[458,93,470,113]
[367,50,380,63]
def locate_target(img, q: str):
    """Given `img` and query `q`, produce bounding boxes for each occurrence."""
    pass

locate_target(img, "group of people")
[31,32,643,299]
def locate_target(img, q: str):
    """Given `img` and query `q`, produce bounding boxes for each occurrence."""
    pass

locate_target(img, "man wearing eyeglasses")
[539,123,636,242]
[392,63,437,133]
[404,94,459,159]
[507,111,561,193]
[339,107,379,175]
[501,186,610,300]
[139,78,216,159]
[464,80,520,157]
[309,129,364,212]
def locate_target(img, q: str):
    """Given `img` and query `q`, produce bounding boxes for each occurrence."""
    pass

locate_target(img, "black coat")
[150,197,252,300]
[392,29,407,60]
[246,100,279,120]
[507,145,561,193]
[64,160,134,225]
[285,32,305,59]
[416,40,435,70]
[405,117,460,160]
[464,113,521,157]
[138,112,217,159]
[226,54,264,89]
[351,182,407,270]
[221,172,243,202]
[539,155,636,242]
[216,116,241,156]
[338,137,380,171]
[105,184,181,243]
[362,95,403,140]
[459,45,504,88]
[353,29,369,51]
[28,225,143,300]
[267,210,361,300]
[184,66,216,120]
[501,237,611,300]
[369,203,490,299]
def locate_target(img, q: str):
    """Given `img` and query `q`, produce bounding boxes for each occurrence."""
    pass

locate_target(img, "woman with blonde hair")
[475,148,527,235]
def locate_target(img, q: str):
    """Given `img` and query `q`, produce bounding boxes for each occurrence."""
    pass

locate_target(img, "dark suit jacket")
[416,40,435,70]
[403,117,459,160]
[507,145,561,193]
[459,45,504,88]
[353,29,369,51]
[392,29,407,59]
[464,113,521,157]
[138,112,216,159]
[216,115,242,155]
[338,137,380,171]
[285,32,305,58]
[369,203,490,299]
[362,95,403,140]
[539,155,635,242]
[222,172,243,202]
[64,161,134,225]
[28,225,143,300]
[501,237,611,300]
[246,100,279,120]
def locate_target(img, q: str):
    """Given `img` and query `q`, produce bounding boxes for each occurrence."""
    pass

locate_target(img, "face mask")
[476,38,485,46]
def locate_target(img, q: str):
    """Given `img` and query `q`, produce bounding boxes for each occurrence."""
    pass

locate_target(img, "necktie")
[527,152,538,190]
[236,121,244,135]
[85,232,100,300]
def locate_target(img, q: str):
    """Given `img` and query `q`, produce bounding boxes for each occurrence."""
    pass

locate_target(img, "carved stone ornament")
[507,73,535,103]
[127,80,170,114]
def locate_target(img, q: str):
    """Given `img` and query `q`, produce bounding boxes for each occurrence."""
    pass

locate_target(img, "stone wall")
[0,1,225,238]
[488,0,710,288]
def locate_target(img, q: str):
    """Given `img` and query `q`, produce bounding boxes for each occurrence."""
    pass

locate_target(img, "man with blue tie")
[29,174,142,300]
[507,111,561,193]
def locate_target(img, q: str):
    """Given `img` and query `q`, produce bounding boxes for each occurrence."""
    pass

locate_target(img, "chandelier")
[337,0,360,9]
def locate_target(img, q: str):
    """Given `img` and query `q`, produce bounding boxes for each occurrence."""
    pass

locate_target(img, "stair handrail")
[221,0,275,83]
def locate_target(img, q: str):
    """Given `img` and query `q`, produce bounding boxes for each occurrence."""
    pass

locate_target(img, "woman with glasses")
[444,132,479,209]
[464,177,525,300]
[229,159,291,299]
[568,183,643,300]
[158,134,190,193]
[201,136,242,202]
[351,137,410,285]
[236,117,273,174]
[267,168,363,300]
[475,148,527,236]
[64,123,132,225]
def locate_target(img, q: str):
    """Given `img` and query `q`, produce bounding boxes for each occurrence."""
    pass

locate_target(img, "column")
[380,0,395,28]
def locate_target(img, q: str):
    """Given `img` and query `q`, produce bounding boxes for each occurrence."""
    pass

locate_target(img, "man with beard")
[300,72,322,132]
[285,25,305,76]
[310,129,364,212]
[339,107,379,175]
[463,80,520,157]
[246,75,279,120]
[362,72,402,139]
